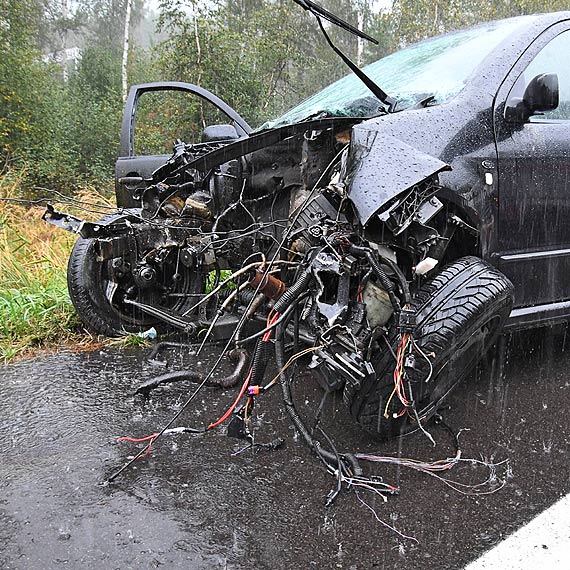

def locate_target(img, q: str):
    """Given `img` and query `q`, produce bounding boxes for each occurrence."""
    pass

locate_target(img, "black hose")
[366,252,395,292]
[135,347,249,395]
[274,316,348,472]
[135,370,204,396]
[377,254,412,305]
[367,252,402,311]
[273,267,313,313]
[250,339,273,386]
[307,298,320,331]
[218,287,257,305]
[237,294,308,345]
[343,453,364,477]
[349,244,411,307]
[148,341,192,362]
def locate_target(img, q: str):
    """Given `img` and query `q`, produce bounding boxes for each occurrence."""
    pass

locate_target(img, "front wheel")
[67,211,204,337]
[346,256,514,438]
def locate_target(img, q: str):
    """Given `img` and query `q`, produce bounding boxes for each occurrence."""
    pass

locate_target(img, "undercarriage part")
[123,299,201,334]
[66,211,205,337]
[135,347,250,396]
[346,257,514,437]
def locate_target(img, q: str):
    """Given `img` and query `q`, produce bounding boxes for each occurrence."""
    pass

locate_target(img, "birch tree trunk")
[122,0,133,102]
[61,0,69,81]
[357,8,364,66]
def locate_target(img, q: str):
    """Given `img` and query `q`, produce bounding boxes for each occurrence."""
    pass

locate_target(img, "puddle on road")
[0,332,569,569]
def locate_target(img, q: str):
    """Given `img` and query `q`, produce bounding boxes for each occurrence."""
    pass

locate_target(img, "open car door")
[115,81,251,208]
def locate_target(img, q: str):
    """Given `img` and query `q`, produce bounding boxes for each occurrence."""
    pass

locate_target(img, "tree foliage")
[2,0,569,192]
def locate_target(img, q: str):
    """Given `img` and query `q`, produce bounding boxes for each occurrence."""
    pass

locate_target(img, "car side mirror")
[505,73,559,122]
[202,124,240,142]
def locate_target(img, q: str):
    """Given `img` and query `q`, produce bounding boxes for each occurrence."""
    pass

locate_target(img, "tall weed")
[0,173,114,361]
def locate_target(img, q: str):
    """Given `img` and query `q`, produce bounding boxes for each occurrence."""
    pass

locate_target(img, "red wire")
[117,311,281,451]
[116,433,158,460]
[117,434,158,443]
[208,311,279,430]
[262,312,280,342]
[207,368,253,430]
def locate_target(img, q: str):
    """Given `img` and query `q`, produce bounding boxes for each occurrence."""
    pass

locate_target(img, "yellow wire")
[264,345,324,390]
[384,333,410,418]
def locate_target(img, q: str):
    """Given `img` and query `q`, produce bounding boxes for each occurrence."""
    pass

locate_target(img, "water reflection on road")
[1,329,569,569]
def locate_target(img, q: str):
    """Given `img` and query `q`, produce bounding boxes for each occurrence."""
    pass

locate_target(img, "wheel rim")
[98,248,204,329]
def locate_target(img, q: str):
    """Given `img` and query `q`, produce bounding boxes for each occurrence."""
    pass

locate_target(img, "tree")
[122,0,133,101]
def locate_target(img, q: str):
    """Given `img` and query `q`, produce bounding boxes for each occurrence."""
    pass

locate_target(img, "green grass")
[0,280,82,360]
[0,174,112,361]
[0,173,237,362]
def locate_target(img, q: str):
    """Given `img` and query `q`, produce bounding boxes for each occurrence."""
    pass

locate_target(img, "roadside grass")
[0,173,235,362]
[0,173,114,362]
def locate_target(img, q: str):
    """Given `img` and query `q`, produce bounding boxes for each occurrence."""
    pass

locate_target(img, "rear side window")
[511,30,570,121]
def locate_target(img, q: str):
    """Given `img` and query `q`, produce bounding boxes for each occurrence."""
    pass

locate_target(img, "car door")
[115,81,251,208]
[494,21,570,310]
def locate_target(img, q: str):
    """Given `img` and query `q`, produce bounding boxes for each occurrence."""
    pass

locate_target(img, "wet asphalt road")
[1,328,569,570]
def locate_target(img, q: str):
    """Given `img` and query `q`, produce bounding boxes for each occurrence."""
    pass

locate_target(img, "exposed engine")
[43,121,502,447]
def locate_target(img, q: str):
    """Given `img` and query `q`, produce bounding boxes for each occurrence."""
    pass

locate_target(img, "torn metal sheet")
[346,131,450,225]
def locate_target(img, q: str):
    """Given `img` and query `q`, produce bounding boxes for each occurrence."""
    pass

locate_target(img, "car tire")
[67,210,203,337]
[345,256,514,438]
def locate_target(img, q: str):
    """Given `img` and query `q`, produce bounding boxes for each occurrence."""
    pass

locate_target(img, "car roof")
[456,11,570,96]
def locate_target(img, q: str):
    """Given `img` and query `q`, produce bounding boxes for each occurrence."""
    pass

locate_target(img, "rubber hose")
[273,268,313,314]
[274,319,345,470]
[366,252,395,292]
[135,347,249,395]
[216,348,250,388]
[342,453,364,477]
[307,299,320,331]
[377,255,411,305]
[349,244,411,305]
[250,339,272,386]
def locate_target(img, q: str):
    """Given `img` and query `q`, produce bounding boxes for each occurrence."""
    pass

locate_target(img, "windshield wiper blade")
[293,0,396,112]
[293,0,378,44]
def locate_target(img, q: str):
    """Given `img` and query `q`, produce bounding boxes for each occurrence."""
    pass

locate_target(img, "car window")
[134,90,229,155]
[512,30,570,121]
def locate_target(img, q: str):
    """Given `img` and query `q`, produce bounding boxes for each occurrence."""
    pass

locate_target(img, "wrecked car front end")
[43,106,512,441]
[50,12,569,454]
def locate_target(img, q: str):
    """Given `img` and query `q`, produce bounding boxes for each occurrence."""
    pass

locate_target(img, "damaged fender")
[346,130,451,225]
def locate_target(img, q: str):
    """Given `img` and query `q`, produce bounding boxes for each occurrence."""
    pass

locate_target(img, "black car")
[45,11,570,440]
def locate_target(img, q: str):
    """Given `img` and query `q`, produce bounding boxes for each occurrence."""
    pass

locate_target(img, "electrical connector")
[399,307,416,333]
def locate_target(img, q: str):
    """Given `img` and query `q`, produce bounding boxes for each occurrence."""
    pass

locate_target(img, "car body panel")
[346,131,450,224]
[493,20,570,308]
